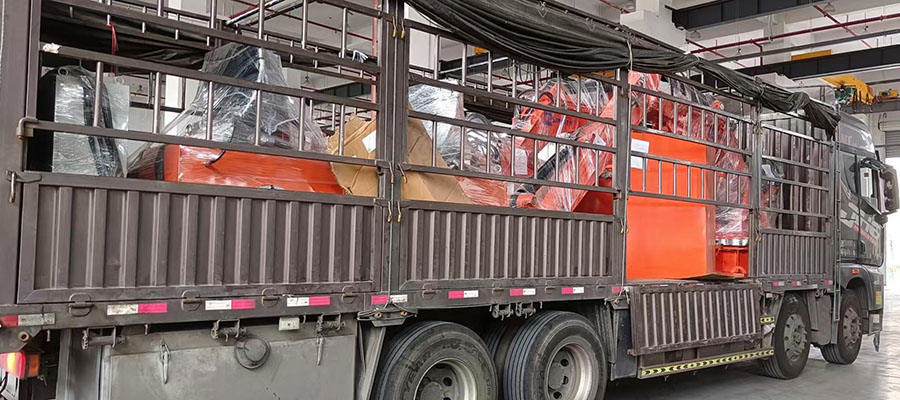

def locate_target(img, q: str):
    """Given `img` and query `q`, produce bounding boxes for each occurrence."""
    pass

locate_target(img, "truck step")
[639,348,774,379]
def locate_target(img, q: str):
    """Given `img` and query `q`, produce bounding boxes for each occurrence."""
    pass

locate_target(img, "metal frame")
[0,0,846,333]
[753,114,835,282]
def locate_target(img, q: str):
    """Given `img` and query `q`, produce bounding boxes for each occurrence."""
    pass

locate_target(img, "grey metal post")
[749,110,761,278]
[378,0,409,292]
[0,0,35,305]
[612,68,632,285]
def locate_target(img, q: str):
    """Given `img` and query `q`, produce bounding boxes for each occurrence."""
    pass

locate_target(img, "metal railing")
[30,0,385,171]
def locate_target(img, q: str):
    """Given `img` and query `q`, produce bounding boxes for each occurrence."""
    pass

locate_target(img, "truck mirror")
[883,167,899,213]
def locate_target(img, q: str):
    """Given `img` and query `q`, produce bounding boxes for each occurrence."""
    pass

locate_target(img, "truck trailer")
[0,0,896,399]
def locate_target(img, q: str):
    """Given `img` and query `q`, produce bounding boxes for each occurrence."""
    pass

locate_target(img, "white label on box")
[279,317,301,331]
[390,294,409,304]
[362,131,377,153]
[631,138,650,169]
[107,304,139,316]
[523,288,536,296]
[204,300,232,311]
[572,287,585,294]
[537,143,557,163]
[287,297,310,307]
[463,290,479,298]
[514,149,528,175]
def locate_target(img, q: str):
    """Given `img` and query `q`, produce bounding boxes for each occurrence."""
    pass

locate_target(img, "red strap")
[107,21,118,75]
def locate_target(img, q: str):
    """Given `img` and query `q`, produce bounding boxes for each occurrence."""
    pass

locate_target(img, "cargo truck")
[0,1,896,399]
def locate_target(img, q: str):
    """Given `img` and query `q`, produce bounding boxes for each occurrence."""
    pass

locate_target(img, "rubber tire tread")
[760,293,811,380]
[372,321,498,400]
[503,311,607,400]
[821,291,863,365]
[483,319,524,400]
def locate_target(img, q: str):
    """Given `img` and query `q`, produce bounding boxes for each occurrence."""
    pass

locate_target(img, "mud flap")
[874,332,881,352]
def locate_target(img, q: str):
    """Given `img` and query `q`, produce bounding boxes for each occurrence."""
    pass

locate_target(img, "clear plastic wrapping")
[35,66,130,177]
[163,43,326,152]
[127,44,337,192]
[510,77,607,179]
[510,75,623,211]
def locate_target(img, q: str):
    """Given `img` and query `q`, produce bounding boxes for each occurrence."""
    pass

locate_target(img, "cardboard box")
[329,116,472,204]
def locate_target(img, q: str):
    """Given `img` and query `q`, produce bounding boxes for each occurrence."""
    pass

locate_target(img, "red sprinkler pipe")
[686,39,749,68]
[692,11,900,55]
[813,5,873,49]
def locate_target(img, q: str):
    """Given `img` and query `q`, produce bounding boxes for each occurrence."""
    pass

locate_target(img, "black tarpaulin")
[406,0,840,135]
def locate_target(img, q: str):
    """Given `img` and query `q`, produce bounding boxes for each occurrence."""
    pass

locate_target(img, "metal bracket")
[490,303,514,320]
[211,319,244,341]
[341,286,359,304]
[159,340,171,384]
[515,302,537,318]
[261,288,280,308]
[181,290,202,312]
[16,117,38,138]
[81,326,124,350]
[314,314,345,366]
[68,294,93,317]
[6,171,16,204]
[316,313,345,335]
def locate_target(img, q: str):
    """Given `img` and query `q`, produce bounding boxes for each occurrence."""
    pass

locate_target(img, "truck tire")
[760,293,811,379]
[372,321,498,400]
[503,311,607,400]
[821,291,863,365]
[483,319,524,399]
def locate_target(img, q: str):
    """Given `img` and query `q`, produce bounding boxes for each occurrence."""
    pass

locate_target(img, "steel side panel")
[398,202,616,291]
[0,0,32,306]
[754,230,833,279]
[629,284,762,356]
[17,174,383,303]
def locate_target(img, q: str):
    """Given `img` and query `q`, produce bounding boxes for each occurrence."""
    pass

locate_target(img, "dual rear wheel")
[372,311,607,400]
[760,291,864,380]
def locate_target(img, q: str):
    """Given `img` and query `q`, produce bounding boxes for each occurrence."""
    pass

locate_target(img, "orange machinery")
[130,145,345,194]
[526,72,749,279]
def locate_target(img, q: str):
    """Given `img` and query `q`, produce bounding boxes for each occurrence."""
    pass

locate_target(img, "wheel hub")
[415,359,477,400]
[544,343,593,400]
[783,313,808,363]
[843,307,862,346]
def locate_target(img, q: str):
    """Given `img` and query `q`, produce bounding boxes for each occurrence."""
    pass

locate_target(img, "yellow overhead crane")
[822,74,875,105]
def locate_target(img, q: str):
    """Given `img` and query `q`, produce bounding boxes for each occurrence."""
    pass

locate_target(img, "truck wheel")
[503,311,607,400]
[483,319,524,399]
[760,294,811,379]
[821,291,863,365]
[372,321,498,400]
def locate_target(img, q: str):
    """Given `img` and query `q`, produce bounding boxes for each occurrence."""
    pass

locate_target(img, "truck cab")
[836,114,899,337]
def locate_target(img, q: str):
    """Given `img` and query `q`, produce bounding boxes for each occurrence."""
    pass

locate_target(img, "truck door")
[839,150,897,266]
[838,151,861,262]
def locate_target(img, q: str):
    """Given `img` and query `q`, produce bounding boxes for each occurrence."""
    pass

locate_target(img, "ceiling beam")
[737,44,900,79]
[712,27,900,63]
[672,0,828,31]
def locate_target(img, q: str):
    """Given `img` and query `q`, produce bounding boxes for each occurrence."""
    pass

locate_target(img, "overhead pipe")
[692,11,900,55]
[598,0,628,14]
[813,5,873,49]
[686,39,749,68]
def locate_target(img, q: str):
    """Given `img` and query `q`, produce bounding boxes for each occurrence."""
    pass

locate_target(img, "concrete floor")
[607,283,900,400]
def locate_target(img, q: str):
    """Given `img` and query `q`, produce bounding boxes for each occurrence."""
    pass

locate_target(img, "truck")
[0,0,896,399]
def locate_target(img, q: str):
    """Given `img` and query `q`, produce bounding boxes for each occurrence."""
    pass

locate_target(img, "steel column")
[613,68,632,285]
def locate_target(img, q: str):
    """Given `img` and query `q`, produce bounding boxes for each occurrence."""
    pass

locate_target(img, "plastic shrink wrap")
[31,66,130,177]
[642,78,750,241]
[409,82,511,206]
[128,44,342,193]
